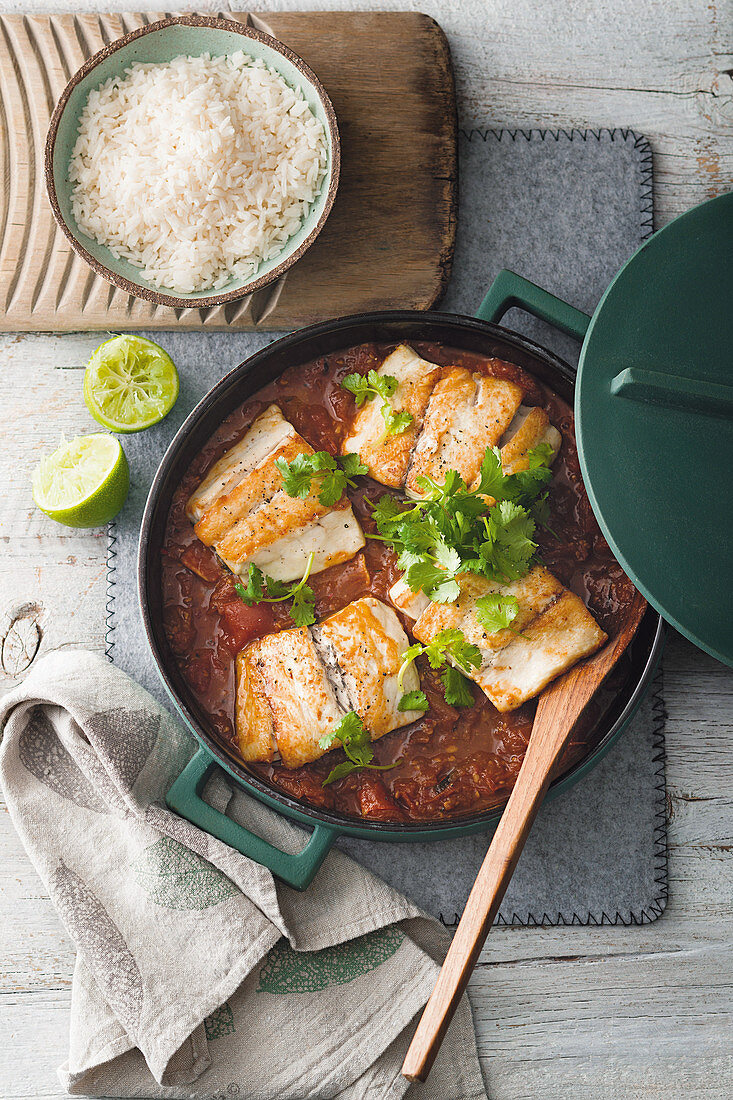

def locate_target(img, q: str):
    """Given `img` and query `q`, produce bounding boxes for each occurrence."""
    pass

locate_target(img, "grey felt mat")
[107,128,667,926]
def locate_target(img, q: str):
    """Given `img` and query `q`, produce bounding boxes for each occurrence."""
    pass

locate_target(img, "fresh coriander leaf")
[396,547,426,572]
[397,628,480,709]
[341,370,399,406]
[474,443,554,506]
[311,451,337,470]
[276,451,335,499]
[530,493,551,530]
[399,521,439,553]
[502,445,555,503]
[423,634,457,670]
[234,564,264,605]
[235,552,316,626]
[277,450,367,508]
[478,502,538,582]
[457,557,484,576]
[528,442,555,468]
[340,453,369,477]
[319,452,370,505]
[370,493,406,527]
[398,690,429,712]
[397,643,425,690]
[322,758,398,785]
[319,710,398,786]
[344,740,373,767]
[289,584,316,627]
[475,592,520,633]
[322,759,364,785]
[262,574,289,599]
[508,466,553,502]
[329,717,372,766]
[380,403,414,436]
[495,500,536,560]
[367,419,559,606]
[404,560,441,594]
[341,368,410,435]
[414,467,467,501]
[474,446,505,500]
[430,574,461,603]
[367,370,399,400]
[319,709,364,751]
[318,469,348,507]
[433,540,461,574]
[406,561,460,604]
[426,629,481,673]
[341,373,371,406]
[275,454,312,498]
[441,666,475,707]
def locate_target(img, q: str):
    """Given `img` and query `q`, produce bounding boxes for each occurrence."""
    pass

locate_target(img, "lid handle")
[610,368,733,420]
[476,270,591,341]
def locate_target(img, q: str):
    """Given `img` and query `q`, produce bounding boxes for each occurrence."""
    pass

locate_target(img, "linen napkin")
[0,649,486,1099]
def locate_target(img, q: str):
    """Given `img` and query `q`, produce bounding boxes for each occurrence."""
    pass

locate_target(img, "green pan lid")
[576,192,733,667]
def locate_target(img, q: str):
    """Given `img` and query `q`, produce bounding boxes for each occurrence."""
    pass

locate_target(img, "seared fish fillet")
[340,345,562,494]
[390,566,606,712]
[186,404,291,523]
[340,345,443,488]
[405,369,524,494]
[477,591,607,711]
[236,626,343,767]
[314,597,415,738]
[498,405,562,476]
[187,404,365,582]
[235,597,421,767]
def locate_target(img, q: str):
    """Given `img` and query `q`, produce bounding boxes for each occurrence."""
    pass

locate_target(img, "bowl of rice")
[44,15,339,307]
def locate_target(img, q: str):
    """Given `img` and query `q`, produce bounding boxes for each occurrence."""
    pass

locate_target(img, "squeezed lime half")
[32,433,129,527]
[83,334,179,433]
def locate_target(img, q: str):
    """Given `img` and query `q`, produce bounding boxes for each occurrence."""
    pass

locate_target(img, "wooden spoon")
[401,589,648,1083]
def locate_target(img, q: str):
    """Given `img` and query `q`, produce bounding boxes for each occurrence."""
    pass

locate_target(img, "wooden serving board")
[0,10,457,331]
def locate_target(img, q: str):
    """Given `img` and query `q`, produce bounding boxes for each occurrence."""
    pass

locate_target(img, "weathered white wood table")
[1,1,732,1096]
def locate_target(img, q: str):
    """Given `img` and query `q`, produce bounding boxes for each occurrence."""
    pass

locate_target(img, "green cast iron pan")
[139,308,664,890]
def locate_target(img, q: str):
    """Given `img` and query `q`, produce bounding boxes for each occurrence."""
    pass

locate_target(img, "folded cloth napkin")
[0,650,487,1099]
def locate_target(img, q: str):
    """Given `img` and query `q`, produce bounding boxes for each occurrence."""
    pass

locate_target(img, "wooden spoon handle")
[400,713,568,1082]
[402,591,647,1083]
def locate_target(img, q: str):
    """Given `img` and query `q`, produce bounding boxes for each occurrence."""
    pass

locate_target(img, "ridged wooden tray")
[0,11,457,331]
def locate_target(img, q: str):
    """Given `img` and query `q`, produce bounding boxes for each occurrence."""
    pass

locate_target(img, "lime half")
[83,335,179,433]
[32,433,129,528]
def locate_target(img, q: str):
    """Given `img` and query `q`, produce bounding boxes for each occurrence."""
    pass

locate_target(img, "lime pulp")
[83,334,179,433]
[32,433,129,528]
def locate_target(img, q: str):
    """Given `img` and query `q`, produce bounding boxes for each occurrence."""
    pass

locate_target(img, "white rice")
[68,52,328,293]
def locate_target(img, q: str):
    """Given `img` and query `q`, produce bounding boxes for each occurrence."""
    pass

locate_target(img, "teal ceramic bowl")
[44,14,340,309]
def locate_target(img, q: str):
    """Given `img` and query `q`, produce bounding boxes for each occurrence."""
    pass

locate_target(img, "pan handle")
[166,747,336,891]
[476,270,592,342]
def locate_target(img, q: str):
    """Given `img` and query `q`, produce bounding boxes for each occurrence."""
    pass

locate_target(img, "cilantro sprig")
[397,689,429,713]
[275,451,368,507]
[397,628,481,708]
[341,369,397,407]
[318,711,400,786]
[369,444,554,602]
[474,592,520,633]
[341,370,414,437]
[234,552,316,628]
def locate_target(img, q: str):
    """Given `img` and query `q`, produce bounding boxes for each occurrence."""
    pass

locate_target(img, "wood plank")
[0,10,457,331]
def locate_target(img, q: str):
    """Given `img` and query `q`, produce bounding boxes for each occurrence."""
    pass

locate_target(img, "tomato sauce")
[161,342,636,823]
